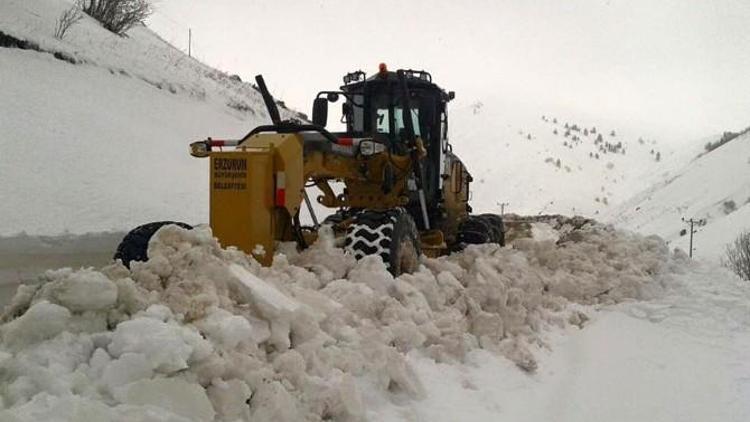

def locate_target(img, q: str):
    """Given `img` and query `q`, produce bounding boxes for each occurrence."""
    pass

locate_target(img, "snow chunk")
[108,316,209,374]
[229,264,299,314]
[531,222,560,243]
[207,379,252,421]
[228,263,300,350]
[249,380,301,421]
[1,301,70,349]
[48,268,118,312]
[113,378,215,422]
[101,352,154,391]
[0,393,119,422]
[195,307,256,349]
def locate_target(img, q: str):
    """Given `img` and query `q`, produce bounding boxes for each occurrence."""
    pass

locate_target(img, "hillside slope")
[0,0,708,237]
[608,131,750,260]
[0,0,300,236]
[449,96,702,217]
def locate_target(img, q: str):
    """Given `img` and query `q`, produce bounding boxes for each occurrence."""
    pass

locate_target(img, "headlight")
[189,141,209,157]
[359,140,386,156]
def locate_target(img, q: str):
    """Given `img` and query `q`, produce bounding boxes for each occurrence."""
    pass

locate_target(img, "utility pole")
[681,217,706,258]
[497,202,509,216]
[188,28,192,57]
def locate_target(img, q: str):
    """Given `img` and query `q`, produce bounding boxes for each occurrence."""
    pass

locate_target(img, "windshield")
[375,107,420,137]
[367,92,423,139]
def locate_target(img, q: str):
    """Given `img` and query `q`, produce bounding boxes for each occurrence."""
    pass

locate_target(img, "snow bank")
[0,221,685,420]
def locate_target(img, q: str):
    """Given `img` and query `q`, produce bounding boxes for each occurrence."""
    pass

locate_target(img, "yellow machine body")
[187,69,487,270]
[112,71,497,275]
[201,129,477,264]
[207,133,303,265]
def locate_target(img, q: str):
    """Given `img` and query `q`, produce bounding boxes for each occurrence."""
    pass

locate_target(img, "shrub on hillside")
[724,231,750,281]
[54,3,83,40]
[81,0,152,35]
[723,200,737,215]
[705,127,750,152]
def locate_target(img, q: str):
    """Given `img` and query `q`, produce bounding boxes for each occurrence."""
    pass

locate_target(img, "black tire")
[322,208,354,227]
[480,213,505,246]
[344,208,421,276]
[457,215,492,245]
[456,214,505,249]
[114,221,192,268]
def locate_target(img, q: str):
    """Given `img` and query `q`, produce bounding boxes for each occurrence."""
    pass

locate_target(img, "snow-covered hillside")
[0,0,710,238]
[0,0,301,237]
[608,130,750,260]
[450,96,702,217]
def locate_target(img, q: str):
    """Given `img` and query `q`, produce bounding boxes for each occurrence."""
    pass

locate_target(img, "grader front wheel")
[114,221,192,268]
[344,208,421,276]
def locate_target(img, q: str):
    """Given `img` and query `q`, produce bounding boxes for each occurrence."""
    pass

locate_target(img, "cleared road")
[0,232,123,308]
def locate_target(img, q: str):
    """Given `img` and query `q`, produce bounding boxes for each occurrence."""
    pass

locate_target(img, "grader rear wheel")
[344,208,421,276]
[456,214,505,249]
[480,213,505,246]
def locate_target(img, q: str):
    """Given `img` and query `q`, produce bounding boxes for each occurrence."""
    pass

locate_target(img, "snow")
[229,263,301,314]
[100,352,153,390]
[1,301,71,350]
[107,313,208,374]
[450,97,703,218]
[530,222,560,243]
[370,261,750,422]
[1,222,745,421]
[2,1,749,420]
[608,131,750,260]
[40,268,117,312]
[113,378,216,422]
[0,0,301,237]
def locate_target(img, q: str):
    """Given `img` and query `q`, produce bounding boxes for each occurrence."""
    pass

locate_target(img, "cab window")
[376,108,389,133]
[394,108,421,137]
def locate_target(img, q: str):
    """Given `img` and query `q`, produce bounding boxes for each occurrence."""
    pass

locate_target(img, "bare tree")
[724,230,750,281]
[54,2,84,40]
[81,0,152,36]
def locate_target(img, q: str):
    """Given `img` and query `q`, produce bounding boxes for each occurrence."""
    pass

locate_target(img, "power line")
[681,217,706,258]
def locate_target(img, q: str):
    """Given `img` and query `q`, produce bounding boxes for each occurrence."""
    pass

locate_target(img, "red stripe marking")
[275,189,286,207]
[338,137,353,146]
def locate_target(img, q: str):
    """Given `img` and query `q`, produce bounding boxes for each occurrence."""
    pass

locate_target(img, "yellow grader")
[115,65,504,275]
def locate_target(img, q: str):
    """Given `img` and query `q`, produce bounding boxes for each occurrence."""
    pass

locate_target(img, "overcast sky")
[147,0,750,141]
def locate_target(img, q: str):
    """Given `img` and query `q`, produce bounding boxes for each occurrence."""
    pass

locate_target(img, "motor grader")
[115,65,504,275]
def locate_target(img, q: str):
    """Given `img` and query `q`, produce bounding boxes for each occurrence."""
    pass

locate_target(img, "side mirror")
[312,97,328,127]
[341,102,352,115]
[448,91,455,100]
[341,102,352,124]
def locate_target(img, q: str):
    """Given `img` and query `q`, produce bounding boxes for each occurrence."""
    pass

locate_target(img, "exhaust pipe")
[255,75,282,125]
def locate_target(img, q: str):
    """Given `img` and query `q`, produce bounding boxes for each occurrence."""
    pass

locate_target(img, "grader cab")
[115,65,504,275]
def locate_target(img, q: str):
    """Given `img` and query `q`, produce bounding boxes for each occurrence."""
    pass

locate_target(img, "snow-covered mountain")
[448,94,750,261]
[608,129,750,260]
[450,96,702,217]
[0,0,302,237]
[0,0,721,241]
